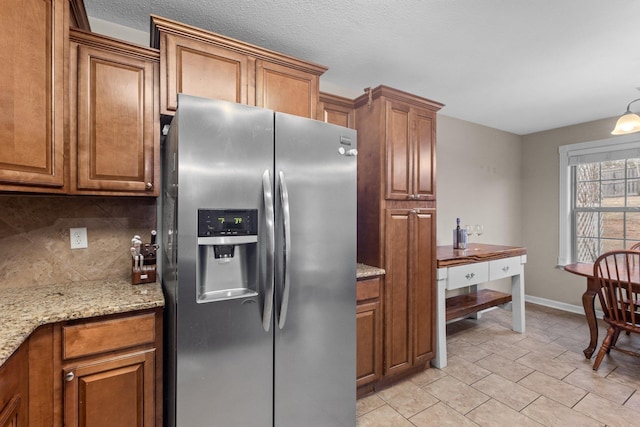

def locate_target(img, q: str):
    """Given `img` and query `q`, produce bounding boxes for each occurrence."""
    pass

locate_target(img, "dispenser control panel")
[198,209,258,237]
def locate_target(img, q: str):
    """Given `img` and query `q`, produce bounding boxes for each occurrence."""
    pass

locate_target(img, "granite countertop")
[0,279,164,367]
[357,263,385,279]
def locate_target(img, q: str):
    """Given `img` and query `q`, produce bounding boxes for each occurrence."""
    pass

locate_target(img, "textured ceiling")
[83,0,640,135]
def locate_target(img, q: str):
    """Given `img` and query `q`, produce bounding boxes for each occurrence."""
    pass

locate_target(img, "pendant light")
[611,98,640,135]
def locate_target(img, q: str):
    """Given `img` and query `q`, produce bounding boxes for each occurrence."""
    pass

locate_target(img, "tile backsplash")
[0,195,156,289]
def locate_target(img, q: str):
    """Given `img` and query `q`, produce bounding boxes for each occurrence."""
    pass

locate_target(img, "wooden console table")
[433,243,527,368]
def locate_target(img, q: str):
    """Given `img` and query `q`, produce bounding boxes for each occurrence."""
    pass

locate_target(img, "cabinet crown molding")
[150,14,327,76]
[354,85,444,111]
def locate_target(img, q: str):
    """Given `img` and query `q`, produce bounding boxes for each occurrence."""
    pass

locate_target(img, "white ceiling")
[83,0,640,135]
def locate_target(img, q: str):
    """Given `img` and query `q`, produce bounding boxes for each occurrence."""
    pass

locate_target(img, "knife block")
[131,243,157,285]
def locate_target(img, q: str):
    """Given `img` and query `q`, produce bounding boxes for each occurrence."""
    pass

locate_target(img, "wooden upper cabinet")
[256,60,318,118]
[318,92,355,129]
[151,15,326,118]
[0,0,66,192]
[160,32,251,113]
[69,29,160,196]
[355,86,442,201]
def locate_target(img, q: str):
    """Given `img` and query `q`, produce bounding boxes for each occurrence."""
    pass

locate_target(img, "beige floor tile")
[408,367,448,387]
[472,373,539,411]
[517,371,587,408]
[476,338,530,361]
[466,398,543,427]
[447,338,493,362]
[623,390,640,412]
[564,368,635,404]
[423,375,490,415]
[356,393,386,417]
[441,355,491,385]
[376,379,439,418]
[516,351,576,379]
[409,402,480,427]
[515,336,567,358]
[521,396,603,427]
[475,353,534,382]
[356,404,415,427]
[604,356,640,390]
[574,392,640,426]
[554,349,618,375]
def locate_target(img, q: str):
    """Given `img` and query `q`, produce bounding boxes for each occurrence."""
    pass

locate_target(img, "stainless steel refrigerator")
[161,94,357,426]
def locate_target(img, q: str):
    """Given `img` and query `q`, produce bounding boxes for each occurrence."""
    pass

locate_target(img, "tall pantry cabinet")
[355,86,442,383]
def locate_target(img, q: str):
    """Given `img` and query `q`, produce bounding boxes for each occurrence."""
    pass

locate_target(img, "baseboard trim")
[525,294,604,319]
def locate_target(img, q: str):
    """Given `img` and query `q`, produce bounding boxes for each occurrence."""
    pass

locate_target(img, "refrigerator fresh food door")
[172,95,275,427]
[274,113,357,426]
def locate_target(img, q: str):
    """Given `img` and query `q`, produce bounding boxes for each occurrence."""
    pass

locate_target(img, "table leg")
[432,278,447,368]
[582,277,598,359]
[511,272,525,333]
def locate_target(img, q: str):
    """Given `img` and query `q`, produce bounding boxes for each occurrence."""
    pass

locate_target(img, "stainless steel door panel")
[173,95,275,427]
[274,114,357,427]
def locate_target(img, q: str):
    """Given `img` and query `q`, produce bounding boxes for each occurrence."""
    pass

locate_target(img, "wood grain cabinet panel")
[256,60,318,118]
[161,32,251,113]
[318,92,355,129]
[356,276,383,393]
[151,15,326,119]
[0,0,66,192]
[70,30,160,196]
[0,346,27,427]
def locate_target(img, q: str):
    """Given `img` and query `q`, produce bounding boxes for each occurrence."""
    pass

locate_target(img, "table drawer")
[62,312,156,360]
[489,257,522,280]
[447,262,489,290]
[357,276,381,302]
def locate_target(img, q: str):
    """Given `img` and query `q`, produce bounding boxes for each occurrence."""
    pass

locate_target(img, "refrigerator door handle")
[262,170,275,332]
[277,170,291,329]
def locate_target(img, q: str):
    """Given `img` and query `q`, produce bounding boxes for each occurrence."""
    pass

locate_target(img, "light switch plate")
[70,227,88,249]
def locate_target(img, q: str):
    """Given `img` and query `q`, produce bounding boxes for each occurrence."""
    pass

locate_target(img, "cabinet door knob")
[409,194,416,199]
[65,371,75,382]
[145,182,153,190]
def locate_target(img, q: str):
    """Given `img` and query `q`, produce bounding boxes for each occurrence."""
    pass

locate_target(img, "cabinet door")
[72,40,159,195]
[318,93,355,128]
[162,33,252,114]
[412,210,436,363]
[63,350,155,427]
[0,0,65,191]
[385,101,412,200]
[256,60,318,118]
[356,301,381,387]
[413,108,436,200]
[0,346,28,427]
[384,209,412,375]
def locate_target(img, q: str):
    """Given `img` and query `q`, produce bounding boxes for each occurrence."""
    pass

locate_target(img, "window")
[559,135,640,265]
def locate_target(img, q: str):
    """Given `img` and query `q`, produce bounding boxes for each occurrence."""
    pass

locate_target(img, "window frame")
[558,134,640,266]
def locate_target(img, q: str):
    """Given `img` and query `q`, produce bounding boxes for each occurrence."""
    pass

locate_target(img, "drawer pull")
[65,372,75,382]
[502,266,510,272]
[465,273,475,280]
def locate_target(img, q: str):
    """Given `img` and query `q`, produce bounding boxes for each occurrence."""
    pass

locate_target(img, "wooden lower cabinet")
[384,207,436,377]
[63,350,156,427]
[0,346,28,427]
[356,276,383,396]
[58,310,162,427]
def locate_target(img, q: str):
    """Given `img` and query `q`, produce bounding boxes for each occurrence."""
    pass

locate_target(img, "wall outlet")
[70,227,88,249]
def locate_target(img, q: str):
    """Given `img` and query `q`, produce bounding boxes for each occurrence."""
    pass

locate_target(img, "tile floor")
[356,303,640,426]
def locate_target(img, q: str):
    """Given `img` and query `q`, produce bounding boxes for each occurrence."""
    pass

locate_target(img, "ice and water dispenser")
[196,209,259,303]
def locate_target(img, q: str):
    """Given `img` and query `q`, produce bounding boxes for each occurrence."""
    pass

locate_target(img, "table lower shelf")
[445,289,512,322]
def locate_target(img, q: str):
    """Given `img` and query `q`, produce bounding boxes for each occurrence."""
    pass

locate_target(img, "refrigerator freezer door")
[172,95,275,427]
[274,114,357,426]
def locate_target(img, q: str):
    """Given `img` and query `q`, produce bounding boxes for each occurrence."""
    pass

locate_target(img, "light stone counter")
[356,263,385,279]
[0,279,164,367]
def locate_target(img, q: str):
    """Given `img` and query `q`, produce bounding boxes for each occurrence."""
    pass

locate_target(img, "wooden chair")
[631,242,640,251]
[592,250,640,370]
